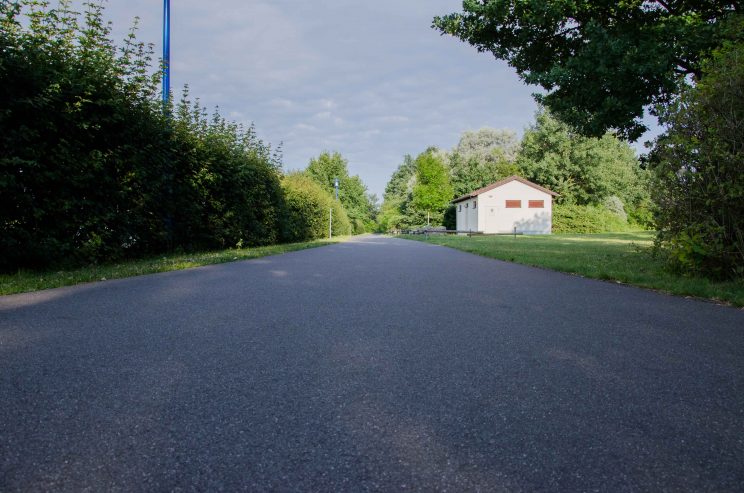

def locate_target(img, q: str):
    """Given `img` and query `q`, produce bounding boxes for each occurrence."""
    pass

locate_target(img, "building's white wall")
[455,199,479,232]
[476,181,552,234]
[468,200,478,232]
[455,203,464,231]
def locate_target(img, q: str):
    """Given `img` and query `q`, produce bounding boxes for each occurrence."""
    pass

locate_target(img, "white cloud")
[318,99,337,110]
[269,98,295,109]
[377,115,410,124]
[93,0,563,196]
[293,123,318,132]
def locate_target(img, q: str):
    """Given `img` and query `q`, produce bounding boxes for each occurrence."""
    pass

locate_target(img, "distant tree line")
[281,151,378,239]
[0,1,374,272]
[379,112,651,233]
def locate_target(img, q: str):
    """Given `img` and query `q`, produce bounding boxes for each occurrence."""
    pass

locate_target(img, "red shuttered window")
[505,200,521,208]
[528,200,544,208]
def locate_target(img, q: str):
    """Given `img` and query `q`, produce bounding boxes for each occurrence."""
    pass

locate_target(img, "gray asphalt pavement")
[1,235,744,491]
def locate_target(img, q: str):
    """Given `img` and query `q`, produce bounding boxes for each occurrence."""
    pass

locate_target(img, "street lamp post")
[162,0,171,105]
[330,177,339,239]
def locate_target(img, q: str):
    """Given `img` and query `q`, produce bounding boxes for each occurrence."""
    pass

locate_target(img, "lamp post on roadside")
[329,178,339,239]
[162,0,171,105]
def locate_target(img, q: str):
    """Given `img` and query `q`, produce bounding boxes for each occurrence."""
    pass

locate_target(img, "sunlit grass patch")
[403,232,744,307]
[0,237,348,296]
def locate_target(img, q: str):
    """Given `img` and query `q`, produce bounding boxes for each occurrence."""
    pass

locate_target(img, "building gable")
[452,175,558,204]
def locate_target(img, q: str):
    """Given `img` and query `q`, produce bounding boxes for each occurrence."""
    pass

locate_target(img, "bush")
[351,218,367,235]
[443,205,456,230]
[650,21,744,279]
[280,173,351,242]
[602,196,627,222]
[553,204,631,233]
[0,2,284,271]
[627,200,655,230]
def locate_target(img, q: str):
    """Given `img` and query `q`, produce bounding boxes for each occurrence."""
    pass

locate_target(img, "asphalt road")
[1,235,744,492]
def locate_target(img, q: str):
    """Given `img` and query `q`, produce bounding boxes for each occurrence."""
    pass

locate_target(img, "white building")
[453,176,558,234]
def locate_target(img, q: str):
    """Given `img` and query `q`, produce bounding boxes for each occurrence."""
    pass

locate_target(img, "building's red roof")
[452,175,558,203]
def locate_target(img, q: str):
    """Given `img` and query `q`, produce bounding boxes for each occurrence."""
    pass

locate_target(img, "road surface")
[1,235,743,491]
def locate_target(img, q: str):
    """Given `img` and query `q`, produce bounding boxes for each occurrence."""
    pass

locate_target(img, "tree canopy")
[378,150,454,230]
[447,128,520,197]
[411,150,453,225]
[434,1,741,140]
[377,155,417,231]
[305,151,376,233]
[518,110,649,209]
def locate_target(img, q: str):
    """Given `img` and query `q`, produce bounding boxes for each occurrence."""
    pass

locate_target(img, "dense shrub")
[650,20,744,279]
[305,151,376,234]
[552,204,632,234]
[626,200,655,230]
[443,205,456,230]
[280,173,351,242]
[0,2,283,271]
[167,100,283,251]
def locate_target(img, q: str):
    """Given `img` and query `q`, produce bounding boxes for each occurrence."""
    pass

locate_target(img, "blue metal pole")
[162,0,171,105]
[162,0,173,246]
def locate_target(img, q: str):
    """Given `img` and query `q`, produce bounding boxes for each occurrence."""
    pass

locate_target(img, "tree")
[305,151,375,233]
[377,155,417,231]
[383,154,416,203]
[448,128,520,197]
[649,25,744,278]
[517,110,649,210]
[280,173,351,241]
[411,150,453,226]
[434,1,740,140]
[452,127,519,162]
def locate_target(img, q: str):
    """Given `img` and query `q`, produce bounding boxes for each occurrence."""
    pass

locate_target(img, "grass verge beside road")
[0,237,348,296]
[403,232,744,307]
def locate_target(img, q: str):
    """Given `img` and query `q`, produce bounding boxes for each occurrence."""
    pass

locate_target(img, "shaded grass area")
[403,232,744,307]
[1,238,348,296]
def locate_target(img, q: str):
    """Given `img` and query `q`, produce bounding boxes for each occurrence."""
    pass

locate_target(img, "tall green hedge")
[0,1,283,271]
[552,204,634,234]
[280,173,351,242]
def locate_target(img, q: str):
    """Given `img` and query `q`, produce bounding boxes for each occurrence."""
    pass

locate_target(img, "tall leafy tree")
[452,127,519,162]
[411,150,453,226]
[434,1,740,140]
[305,151,375,233]
[517,110,649,209]
[377,155,417,231]
[447,128,520,196]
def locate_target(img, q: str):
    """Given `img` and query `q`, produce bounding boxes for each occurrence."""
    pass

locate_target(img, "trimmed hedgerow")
[0,2,284,271]
[552,204,633,234]
[280,173,351,242]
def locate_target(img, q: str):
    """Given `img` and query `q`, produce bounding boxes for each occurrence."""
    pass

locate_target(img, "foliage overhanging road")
[1,235,743,491]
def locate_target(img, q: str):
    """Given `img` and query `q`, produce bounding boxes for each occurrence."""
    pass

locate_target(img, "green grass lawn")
[0,237,348,296]
[403,231,744,307]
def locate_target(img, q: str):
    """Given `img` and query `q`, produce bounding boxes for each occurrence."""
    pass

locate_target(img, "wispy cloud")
[94,0,546,195]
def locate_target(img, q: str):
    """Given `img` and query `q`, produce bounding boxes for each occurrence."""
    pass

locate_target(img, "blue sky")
[96,1,652,198]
